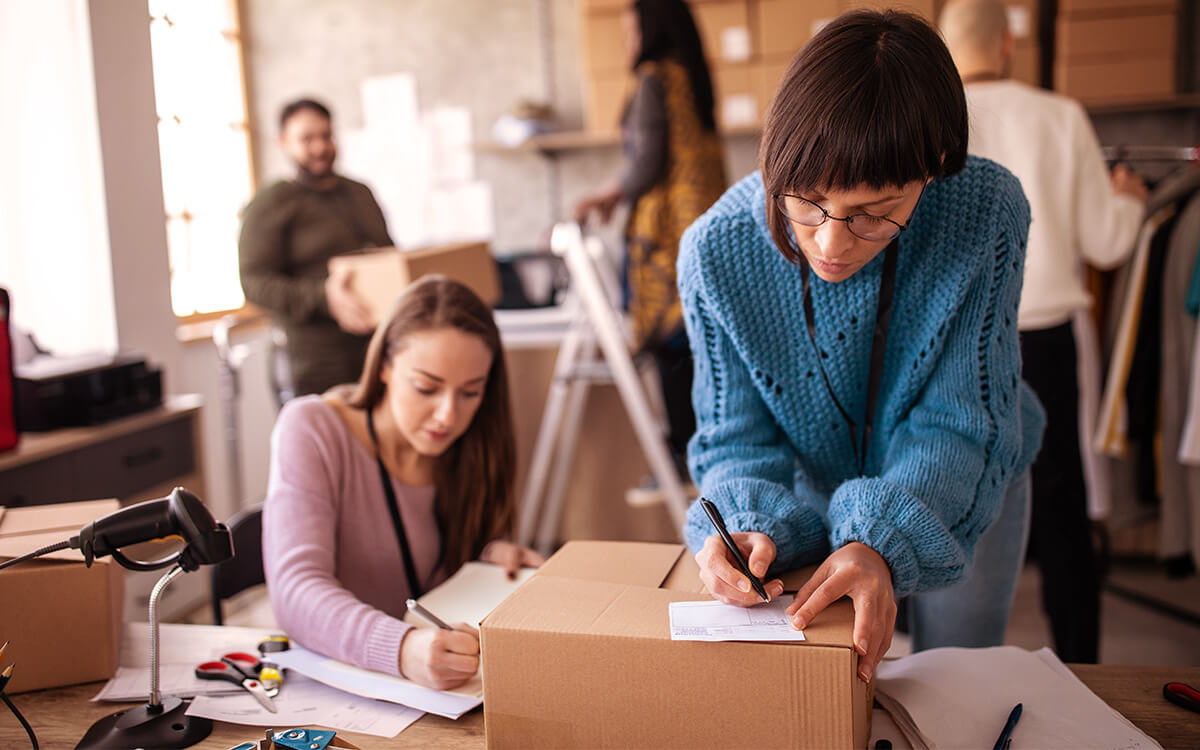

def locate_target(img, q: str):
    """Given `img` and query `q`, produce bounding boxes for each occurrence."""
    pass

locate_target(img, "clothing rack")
[1101,144,1199,163]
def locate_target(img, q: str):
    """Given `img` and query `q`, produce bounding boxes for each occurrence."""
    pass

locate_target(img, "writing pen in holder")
[406,598,453,630]
[699,497,769,602]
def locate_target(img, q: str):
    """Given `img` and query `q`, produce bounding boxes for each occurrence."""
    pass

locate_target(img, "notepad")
[402,560,535,628]
[874,646,1161,750]
[668,599,807,642]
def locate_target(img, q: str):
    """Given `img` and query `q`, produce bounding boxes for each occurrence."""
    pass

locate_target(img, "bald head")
[939,0,1012,79]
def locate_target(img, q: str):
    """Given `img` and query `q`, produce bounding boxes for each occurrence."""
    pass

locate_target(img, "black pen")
[406,599,453,630]
[699,497,769,602]
[992,702,1022,750]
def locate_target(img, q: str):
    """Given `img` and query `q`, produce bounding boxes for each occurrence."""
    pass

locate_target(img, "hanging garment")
[1073,310,1111,519]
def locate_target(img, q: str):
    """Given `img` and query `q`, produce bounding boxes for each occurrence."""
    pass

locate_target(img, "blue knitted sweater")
[678,158,1045,597]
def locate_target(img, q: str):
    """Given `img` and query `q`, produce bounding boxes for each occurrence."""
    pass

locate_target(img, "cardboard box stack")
[1054,0,1178,104]
[578,1,1044,134]
[482,541,872,749]
[0,499,123,693]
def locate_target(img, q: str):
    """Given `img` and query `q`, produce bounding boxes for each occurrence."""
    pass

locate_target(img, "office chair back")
[210,504,264,626]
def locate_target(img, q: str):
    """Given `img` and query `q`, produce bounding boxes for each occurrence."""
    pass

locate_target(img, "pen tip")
[2,664,12,677]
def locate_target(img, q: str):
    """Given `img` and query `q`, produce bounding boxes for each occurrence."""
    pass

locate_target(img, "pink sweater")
[263,395,444,675]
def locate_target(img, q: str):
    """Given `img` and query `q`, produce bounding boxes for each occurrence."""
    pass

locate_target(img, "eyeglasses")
[773,186,925,242]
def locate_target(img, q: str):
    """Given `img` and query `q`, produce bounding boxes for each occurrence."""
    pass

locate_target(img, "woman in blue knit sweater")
[683,9,1045,683]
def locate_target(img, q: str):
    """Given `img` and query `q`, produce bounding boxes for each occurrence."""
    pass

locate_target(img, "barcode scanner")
[71,487,233,572]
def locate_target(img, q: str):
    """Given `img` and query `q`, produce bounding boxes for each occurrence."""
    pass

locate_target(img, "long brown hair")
[344,275,515,571]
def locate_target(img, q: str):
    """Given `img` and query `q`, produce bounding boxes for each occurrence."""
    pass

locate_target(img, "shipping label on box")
[0,499,123,693]
[328,242,500,327]
[482,541,872,749]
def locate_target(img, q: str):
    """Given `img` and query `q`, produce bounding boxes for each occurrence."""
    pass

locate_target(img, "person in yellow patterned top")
[575,0,727,476]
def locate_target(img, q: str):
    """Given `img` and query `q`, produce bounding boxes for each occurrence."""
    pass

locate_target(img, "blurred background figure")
[574,0,728,481]
[940,0,1149,664]
[239,98,394,397]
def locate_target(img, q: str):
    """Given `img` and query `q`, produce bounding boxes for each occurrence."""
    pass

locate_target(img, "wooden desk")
[2,666,1197,749]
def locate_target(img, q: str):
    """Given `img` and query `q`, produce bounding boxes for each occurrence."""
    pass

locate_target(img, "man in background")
[239,98,393,396]
[940,0,1148,663]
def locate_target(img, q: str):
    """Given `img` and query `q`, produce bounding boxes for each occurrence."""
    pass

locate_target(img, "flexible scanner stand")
[66,487,234,750]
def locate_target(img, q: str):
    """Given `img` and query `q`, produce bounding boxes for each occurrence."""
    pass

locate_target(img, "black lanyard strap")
[365,408,423,598]
[799,240,898,476]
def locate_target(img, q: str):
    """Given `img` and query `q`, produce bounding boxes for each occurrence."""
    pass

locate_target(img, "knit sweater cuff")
[363,616,412,677]
[832,511,921,598]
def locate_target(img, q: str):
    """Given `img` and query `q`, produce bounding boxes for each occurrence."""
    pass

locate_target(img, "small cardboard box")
[0,499,123,693]
[711,63,761,128]
[482,541,871,749]
[757,0,839,59]
[328,242,501,327]
[581,8,626,76]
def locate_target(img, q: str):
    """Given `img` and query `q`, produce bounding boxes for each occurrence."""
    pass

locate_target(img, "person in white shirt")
[940,0,1148,663]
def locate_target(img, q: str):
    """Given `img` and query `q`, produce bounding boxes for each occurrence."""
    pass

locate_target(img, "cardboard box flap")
[0,499,119,537]
[485,575,631,634]
[536,540,685,587]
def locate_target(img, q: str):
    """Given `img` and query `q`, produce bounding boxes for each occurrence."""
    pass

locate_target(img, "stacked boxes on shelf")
[579,0,1046,135]
[1054,0,1178,104]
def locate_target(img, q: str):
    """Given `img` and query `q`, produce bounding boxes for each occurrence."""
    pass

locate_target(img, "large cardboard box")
[1056,10,1176,61]
[0,499,123,693]
[583,72,633,134]
[1011,41,1041,87]
[757,0,839,59]
[692,0,754,63]
[755,56,792,120]
[581,9,626,76]
[1054,55,1175,102]
[1059,0,1173,13]
[482,541,871,749]
[711,63,761,128]
[328,242,501,327]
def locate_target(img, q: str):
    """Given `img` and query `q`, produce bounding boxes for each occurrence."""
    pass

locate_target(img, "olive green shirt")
[238,175,393,396]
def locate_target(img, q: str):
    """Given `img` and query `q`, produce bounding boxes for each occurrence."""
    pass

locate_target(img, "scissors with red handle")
[1164,682,1200,715]
[195,651,278,712]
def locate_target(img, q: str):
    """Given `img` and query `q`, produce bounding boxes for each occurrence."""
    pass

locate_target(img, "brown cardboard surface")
[0,500,122,693]
[1011,42,1040,86]
[1059,0,1175,15]
[757,0,838,58]
[755,56,792,120]
[483,541,870,749]
[328,242,499,327]
[583,72,632,134]
[1054,55,1175,103]
[692,0,753,62]
[711,62,760,128]
[839,0,939,22]
[1056,11,1177,61]
[581,9,626,76]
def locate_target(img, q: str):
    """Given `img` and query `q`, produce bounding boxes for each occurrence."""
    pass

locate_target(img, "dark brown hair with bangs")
[760,9,967,264]
[342,275,515,572]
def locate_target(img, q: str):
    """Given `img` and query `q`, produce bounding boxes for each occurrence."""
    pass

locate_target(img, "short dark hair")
[761,9,967,264]
[634,0,716,131]
[278,98,332,131]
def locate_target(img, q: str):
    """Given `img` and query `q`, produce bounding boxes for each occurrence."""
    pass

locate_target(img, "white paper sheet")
[186,674,423,738]
[874,646,1161,750]
[668,599,807,642]
[402,560,535,628]
[272,646,481,720]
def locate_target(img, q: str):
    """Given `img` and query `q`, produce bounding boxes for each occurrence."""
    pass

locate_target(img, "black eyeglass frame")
[772,183,928,242]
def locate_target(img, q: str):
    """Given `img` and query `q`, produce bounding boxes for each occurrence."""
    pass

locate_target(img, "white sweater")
[964,80,1143,330]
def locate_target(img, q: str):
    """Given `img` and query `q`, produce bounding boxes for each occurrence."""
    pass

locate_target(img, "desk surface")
[2,665,1197,749]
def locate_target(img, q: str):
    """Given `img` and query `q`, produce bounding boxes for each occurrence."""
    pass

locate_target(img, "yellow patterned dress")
[624,59,727,352]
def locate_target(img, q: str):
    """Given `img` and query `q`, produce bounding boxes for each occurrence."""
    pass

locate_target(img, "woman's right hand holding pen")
[695,531,786,606]
[398,624,480,690]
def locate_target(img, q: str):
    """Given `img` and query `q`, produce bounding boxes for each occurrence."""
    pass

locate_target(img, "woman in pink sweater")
[263,275,543,690]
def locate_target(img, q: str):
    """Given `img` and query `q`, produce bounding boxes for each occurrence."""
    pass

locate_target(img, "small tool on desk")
[1163,682,1200,715]
[407,598,453,630]
[992,702,1022,750]
[699,497,769,602]
[195,652,278,713]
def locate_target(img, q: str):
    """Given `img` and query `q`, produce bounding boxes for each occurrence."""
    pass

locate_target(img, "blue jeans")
[906,472,1031,651]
